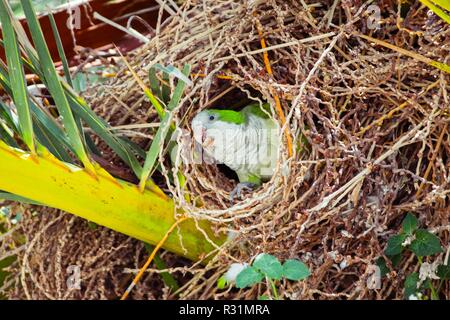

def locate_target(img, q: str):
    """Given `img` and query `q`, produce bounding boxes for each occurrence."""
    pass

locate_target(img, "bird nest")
[3,0,449,299]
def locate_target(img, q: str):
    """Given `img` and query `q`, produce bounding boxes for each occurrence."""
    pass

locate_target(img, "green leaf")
[66,92,143,177]
[410,229,443,257]
[402,213,418,235]
[235,266,264,289]
[29,99,75,159]
[48,11,73,88]
[119,136,146,159]
[390,253,403,267]
[404,272,419,299]
[282,259,310,281]
[153,64,193,87]
[138,65,191,190]
[166,65,191,111]
[437,264,450,279]
[0,98,18,132]
[119,52,165,119]
[376,257,389,277]
[0,122,18,148]
[376,254,402,277]
[33,118,72,162]
[20,0,93,171]
[217,276,228,290]
[253,254,283,280]
[161,71,171,104]
[385,233,407,256]
[148,67,162,100]
[258,295,270,300]
[1,44,120,165]
[0,1,35,151]
[138,111,172,190]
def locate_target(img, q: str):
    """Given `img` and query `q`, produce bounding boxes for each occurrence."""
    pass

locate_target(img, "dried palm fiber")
[2,0,450,299]
[3,203,200,300]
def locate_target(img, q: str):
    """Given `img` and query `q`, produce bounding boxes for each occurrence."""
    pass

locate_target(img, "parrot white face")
[191,110,243,160]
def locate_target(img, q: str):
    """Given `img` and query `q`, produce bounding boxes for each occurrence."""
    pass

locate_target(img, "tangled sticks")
[6,0,449,299]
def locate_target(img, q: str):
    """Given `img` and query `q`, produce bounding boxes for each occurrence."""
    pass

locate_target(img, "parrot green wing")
[243,103,310,153]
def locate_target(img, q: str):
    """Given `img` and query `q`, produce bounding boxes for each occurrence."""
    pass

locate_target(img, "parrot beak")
[199,127,214,148]
[192,122,205,144]
[201,127,207,143]
[192,113,214,149]
[193,125,214,149]
[203,135,215,149]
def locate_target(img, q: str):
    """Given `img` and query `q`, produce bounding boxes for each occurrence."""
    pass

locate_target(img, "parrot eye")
[208,115,215,121]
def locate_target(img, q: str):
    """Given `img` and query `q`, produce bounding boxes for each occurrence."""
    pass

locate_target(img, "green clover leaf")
[282,259,310,281]
[236,266,264,289]
[402,213,418,235]
[385,233,407,256]
[410,229,443,257]
[253,254,283,280]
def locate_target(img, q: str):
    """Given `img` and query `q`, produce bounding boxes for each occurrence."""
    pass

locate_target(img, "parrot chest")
[206,116,279,180]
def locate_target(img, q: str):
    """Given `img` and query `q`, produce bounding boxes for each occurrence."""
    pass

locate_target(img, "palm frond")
[0,0,35,152]
[0,0,223,262]
[20,0,94,172]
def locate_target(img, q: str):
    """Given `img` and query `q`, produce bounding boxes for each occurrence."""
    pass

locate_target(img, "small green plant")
[218,253,310,300]
[377,213,448,300]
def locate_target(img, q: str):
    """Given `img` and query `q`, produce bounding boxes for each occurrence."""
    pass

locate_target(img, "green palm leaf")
[20,0,94,172]
[139,64,191,191]
[0,0,35,152]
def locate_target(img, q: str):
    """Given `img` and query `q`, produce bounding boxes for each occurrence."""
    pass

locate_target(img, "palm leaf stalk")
[0,141,221,261]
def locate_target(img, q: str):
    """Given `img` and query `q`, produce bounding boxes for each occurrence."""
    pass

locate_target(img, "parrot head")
[191,109,245,152]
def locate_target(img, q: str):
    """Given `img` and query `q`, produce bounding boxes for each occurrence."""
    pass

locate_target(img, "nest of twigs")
[3,0,450,299]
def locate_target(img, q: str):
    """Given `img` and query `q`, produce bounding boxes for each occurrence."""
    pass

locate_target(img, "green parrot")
[191,103,280,201]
